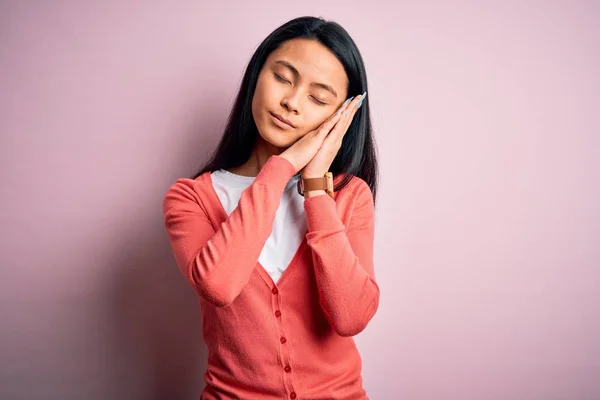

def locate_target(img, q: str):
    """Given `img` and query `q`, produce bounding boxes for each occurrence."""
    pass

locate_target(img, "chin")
[257,126,297,149]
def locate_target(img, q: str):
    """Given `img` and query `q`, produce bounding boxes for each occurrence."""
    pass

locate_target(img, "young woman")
[163,16,380,400]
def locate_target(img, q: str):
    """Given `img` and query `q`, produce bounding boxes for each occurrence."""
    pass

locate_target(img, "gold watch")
[297,172,334,198]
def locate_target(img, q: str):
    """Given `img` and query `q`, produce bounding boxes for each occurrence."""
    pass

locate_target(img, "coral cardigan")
[210,168,306,284]
[162,155,380,400]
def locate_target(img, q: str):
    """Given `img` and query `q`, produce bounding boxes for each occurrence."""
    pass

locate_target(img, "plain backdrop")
[1,1,599,399]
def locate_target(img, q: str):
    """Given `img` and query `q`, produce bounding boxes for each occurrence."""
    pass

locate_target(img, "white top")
[210,168,307,284]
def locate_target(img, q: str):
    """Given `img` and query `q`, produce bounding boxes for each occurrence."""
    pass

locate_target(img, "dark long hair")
[192,16,379,204]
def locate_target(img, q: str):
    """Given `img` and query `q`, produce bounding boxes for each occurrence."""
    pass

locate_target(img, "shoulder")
[162,172,214,214]
[164,172,212,198]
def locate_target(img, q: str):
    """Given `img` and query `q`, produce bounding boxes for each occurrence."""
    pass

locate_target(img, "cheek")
[251,84,266,120]
[251,92,260,117]
[252,75,273,114]
[302,112,332,134]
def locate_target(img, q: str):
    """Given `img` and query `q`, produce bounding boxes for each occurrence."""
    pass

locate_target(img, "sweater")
[162,155,380,400]
[210,167,305,284]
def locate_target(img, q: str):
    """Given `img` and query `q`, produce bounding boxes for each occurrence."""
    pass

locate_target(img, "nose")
[281,91,300,114]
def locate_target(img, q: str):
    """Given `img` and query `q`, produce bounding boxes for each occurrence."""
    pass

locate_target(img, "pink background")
[1,1,599,399]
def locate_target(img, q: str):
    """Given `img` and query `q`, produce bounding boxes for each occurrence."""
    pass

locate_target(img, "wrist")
[277,154,298,173]
[298,171,334,198]
[301,171,327,180]
[304,189,327,199]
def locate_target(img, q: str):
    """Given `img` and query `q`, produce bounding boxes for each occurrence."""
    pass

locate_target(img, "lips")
[269,112,295,129]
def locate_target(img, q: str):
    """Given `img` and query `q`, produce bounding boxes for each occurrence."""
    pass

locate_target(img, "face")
[251,38,349,149]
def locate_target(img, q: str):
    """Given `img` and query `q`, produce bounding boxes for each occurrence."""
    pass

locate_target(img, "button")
[272,287,279,295]
[275,310,281,318]
[280,337,287,344]
[290,392,297,399]
[284,365,291,373]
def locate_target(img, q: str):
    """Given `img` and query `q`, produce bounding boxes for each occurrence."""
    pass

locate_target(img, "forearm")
[304,189,380,336]
[164,155,297,307]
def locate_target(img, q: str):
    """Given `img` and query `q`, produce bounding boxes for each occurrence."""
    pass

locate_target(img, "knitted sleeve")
[163,155,296,307]
[303,179,380,336]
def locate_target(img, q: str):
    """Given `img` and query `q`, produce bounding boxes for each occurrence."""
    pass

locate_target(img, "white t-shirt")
[210,168,307,284]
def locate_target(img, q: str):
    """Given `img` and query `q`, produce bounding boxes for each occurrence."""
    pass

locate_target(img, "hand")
[300,92,366,178]
[279,92,366,177]
[279,103,344,173]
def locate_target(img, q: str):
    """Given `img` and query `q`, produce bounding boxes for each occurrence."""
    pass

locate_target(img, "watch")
[297,172,334,198]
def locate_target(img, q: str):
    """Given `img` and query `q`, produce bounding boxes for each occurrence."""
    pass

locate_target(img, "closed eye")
[274,73,289,83]
[311,97,327,106]
[275,73,328,106]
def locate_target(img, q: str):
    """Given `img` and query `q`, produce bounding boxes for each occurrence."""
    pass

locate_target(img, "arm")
[304,180,380,336]
[162,155,297,307]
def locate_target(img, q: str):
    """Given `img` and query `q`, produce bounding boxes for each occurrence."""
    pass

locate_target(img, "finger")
[343,99,361,128]
[319,110,344,137]
[335,96,353,116]
[314,94,357,139]
[342,92,366,117]
[319,95,354,138]
[322,112,351,146]
[340,91,366,130]
[323,93,364,147]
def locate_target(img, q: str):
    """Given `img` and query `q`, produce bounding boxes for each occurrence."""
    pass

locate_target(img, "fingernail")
[337,97,353,115]
[357,91,367,108]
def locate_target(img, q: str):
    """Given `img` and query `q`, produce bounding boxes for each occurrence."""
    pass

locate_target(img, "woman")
[163,16,380,400]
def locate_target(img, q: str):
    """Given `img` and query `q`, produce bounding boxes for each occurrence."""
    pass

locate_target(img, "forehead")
[267,38,348,93]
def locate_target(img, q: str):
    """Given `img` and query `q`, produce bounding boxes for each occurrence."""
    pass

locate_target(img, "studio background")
[1,1,598,399]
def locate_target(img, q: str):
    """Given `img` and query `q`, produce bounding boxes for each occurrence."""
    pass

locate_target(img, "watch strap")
[297,172,334,198]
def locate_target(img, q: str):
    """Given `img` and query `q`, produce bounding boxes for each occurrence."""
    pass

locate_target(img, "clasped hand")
[280,92,366,179]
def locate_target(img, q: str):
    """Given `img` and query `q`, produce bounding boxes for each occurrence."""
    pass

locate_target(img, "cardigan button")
[290,392,297,399]
[280,337,287,344]
[272,287,279,295]
[284,365,291,373]
[275,310,281,318]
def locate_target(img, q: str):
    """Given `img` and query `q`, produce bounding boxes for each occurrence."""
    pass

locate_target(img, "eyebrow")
[274,60,338,98]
